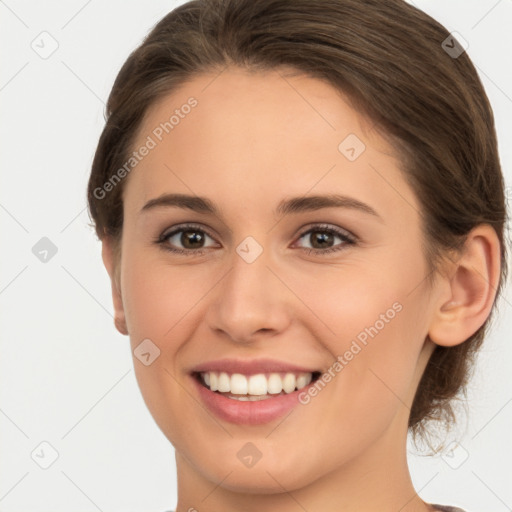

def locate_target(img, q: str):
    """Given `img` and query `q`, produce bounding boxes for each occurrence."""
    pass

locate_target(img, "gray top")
[166,506,466,512]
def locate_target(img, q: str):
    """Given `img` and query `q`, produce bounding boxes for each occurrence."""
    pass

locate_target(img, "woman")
[87,0,508,510]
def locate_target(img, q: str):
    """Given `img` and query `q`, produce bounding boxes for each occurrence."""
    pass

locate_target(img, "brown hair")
[87,0,509,450]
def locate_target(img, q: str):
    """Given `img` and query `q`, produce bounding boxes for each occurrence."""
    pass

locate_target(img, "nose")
[205,243,292,344]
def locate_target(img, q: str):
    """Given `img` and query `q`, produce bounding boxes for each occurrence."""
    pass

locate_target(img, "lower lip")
[191,374,316,425]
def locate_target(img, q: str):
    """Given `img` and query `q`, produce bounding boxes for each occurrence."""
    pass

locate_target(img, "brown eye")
[307,231,335,249]
[295,224,356,255]
[157,224,217,255]
[180,230,206,249]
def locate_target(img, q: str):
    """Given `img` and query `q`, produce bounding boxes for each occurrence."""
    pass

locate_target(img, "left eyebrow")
[140,193,383,222]
[275,194,382,221]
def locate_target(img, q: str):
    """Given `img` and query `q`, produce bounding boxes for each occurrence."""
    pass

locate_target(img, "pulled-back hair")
[87,0,508,450]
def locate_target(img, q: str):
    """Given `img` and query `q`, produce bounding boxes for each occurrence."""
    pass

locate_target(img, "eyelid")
[295,222,356,242]
[156,221,357,255]
[159,222,355,242]
[158,222,217,242]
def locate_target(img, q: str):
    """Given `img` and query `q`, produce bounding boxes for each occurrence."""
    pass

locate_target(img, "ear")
[428,224,501,347]
[101,235,129,336]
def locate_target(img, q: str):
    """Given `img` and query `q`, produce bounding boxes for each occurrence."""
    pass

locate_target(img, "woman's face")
[107,67,440,493]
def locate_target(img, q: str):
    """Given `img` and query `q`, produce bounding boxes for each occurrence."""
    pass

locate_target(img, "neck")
[173,407,434,512]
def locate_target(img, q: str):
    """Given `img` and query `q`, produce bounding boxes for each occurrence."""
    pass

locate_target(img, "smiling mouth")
[192,370,322,401]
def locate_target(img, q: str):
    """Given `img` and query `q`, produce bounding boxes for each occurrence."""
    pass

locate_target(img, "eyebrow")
[140,193,382,221]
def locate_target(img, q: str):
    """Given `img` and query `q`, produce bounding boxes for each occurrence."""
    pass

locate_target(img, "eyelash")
[154,223,357,257]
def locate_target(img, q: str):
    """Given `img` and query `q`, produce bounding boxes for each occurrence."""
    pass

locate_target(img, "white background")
[1,1,511,511]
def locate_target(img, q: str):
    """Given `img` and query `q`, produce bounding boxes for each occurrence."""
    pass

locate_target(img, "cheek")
[121,246,210,343]
[120,248,205,437]
[286,281,426,466]
[291,249,429,409]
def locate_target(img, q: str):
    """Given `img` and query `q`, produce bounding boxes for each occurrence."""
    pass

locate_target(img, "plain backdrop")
[1,1,511,511]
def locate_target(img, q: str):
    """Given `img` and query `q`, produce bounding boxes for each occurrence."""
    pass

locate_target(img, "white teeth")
[283,373,296,393]
[231,373,248,394]
[228,394,273,401]
[267,373,283,394]
[199,371,314,396]
[296,373,310,389]
[218,372,230,392]
[209,372,218,392]
[248,374,267,395]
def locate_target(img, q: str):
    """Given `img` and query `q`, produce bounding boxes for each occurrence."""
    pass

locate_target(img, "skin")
[101,67,500,512]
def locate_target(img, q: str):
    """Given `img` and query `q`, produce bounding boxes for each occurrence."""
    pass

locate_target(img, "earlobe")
[101,235,129,336]
[427,224,501,347]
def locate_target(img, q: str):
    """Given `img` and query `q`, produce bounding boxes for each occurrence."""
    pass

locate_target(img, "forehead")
[124,67,418,221]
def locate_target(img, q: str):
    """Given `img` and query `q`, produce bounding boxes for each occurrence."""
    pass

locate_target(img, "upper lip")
[191,358,321,375]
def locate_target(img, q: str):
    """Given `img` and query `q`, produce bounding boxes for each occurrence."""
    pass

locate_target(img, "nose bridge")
[206,234,291,342]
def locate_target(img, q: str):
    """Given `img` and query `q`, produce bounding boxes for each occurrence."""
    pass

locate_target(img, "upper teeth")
[200,371,313,395]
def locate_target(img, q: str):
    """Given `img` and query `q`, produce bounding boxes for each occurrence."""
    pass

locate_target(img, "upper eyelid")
[160,223,218,242]
[299,223,354,237]
[159,222,356,244]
